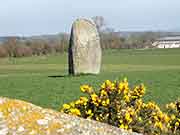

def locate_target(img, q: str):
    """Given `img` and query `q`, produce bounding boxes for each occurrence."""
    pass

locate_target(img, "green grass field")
[0,48,180,110]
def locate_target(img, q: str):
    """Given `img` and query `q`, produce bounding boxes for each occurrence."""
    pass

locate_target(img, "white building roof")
[157,36,180,41]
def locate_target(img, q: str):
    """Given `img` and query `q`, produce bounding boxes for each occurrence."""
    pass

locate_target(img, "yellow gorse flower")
[80,85,93,93]
[91,93,98,101]
[175,122,179,127]
[90,93,100,106]
[171,114,176,120]
[70,108,81,116]
[106,98,110,105]
[62,104,71,109]
[80,96,88,102]
[86,109,94,118]
[86,109,92,115]
[154,121,163,130]
[100,90,108,96]
[138,117,142,122]
[166,102,176,109]
[163,115,170,123]
[101,98,110,106]
[101,80,115,90]
[75,97,88,106]
[124,95,130,103]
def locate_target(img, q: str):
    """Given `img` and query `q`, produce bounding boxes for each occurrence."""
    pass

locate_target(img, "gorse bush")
[60,78,180,135]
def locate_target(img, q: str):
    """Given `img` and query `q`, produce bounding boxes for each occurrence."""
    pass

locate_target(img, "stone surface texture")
[68,18,102,75]
[0,97,142,135]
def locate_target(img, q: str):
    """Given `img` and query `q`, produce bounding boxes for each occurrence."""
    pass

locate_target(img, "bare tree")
[92,16,106,32]
[4,37,18,57]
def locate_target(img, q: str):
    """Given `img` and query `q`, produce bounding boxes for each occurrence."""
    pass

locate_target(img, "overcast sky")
[0,0,180,36]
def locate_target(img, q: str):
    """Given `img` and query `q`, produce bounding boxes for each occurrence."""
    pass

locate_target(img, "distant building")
[152,36,180,48]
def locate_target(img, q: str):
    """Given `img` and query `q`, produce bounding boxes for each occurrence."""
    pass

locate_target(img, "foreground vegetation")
[0,49,180,110]
[61,78,180,134]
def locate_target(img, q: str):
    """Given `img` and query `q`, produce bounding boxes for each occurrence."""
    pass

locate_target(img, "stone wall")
[0,97,141,135]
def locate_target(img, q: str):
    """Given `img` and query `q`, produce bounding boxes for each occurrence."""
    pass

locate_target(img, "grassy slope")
[0,48,180,110]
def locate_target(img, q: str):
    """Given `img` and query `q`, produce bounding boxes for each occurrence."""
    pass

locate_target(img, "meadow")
[0,48,180,110]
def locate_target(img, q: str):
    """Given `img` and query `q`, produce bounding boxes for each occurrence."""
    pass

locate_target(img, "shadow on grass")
[48,73,98,78]
[48,75,68,78]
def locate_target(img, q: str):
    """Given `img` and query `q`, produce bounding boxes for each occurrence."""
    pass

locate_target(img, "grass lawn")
[0,48,180,110]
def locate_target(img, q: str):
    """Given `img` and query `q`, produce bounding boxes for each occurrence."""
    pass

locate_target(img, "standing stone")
[68,18,102,75]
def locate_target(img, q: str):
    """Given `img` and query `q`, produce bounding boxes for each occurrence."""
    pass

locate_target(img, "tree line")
[0,16,162,58]
[0,34,69,57]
